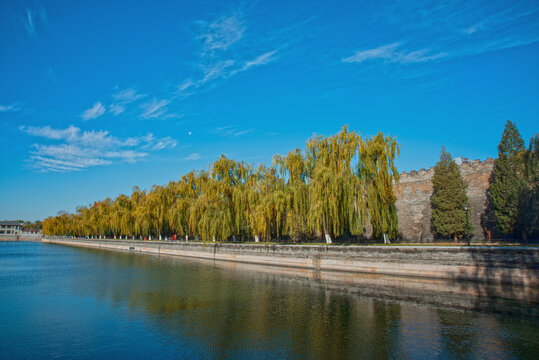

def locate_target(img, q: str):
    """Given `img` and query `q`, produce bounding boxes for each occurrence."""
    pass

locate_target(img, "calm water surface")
[0,241,538,359]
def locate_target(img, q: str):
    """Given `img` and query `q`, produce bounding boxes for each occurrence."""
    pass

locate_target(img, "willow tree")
[190,171,234,242]
[358,132,400,241]
[274,149,311,241]
[114,194,133,239]
[131,186,150,239]
[167,171,198,237]
[75,205,91,237]
[306,125,365,243]
[148,185,168,240]
[247,165,286,242]
[247,165,265,242]
[210,155,254,240]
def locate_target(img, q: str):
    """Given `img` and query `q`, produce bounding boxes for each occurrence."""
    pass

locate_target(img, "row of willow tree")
[42,126,399,243]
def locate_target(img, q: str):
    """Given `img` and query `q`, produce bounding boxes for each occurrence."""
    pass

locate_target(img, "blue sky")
[1,0,538,221]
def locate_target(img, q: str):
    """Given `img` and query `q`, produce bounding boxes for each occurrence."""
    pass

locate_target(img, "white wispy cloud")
[182,153,202,161]
[109,103,125,115]
[20,125,177,172]
[0,102,22,112]
[141,135,178,150]
[342,43,401,63]
[241,50,279,70]
[112,88,145,103]
[211,125,253,137]
[198,11,246,53]
[140,99,171,119]
[462,22,485,35]
[23,6,48,38]
[343,43,446,64]
[108,88,146,115]
[81,102,106,121]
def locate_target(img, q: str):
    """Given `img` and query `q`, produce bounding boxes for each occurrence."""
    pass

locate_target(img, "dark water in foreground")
[0,242,538,359]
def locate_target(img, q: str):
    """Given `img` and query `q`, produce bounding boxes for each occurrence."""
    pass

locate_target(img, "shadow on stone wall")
[450,247,539,314]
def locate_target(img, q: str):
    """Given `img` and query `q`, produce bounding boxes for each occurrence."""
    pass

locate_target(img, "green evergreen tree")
[431,147,472,241]
[489,120,525,237]
[518,134,539,241]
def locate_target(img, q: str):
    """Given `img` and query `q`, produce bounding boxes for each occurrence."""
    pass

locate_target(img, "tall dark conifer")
[518,134,539,241]
[431,147,472,241]
[489,120,525,237]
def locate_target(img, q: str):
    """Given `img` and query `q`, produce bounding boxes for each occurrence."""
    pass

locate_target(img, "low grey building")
[0,220,24,235]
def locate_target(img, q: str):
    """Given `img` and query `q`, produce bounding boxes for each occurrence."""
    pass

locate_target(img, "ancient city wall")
[395,159,494,241]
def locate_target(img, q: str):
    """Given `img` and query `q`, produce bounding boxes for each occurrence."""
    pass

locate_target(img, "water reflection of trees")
[438,310,479,358]
[72,249,407,358]
[71,248,538,359]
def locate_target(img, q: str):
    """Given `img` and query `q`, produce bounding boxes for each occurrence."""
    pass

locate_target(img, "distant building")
[0,220,24,235]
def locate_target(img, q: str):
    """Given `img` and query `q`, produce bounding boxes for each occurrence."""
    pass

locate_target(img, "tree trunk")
[159,233,162,241]
[522,229,528,243]
[323,215,331,244]
[454,235,458,243]
[325,233,332,244]
[254,235,260,243]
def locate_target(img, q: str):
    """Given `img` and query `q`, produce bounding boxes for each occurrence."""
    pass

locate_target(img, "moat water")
[1,241,538,359]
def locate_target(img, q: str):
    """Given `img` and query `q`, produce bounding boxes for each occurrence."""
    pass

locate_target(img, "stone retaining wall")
[42,238,539,286]
[0,234,42,242]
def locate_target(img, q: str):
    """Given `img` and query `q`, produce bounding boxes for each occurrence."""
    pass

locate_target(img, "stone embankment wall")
[42,238,539,286]
[0,233,42,241]
[395,159,494,241]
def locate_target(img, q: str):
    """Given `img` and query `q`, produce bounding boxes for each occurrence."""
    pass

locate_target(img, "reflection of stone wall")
[395,159,494,241]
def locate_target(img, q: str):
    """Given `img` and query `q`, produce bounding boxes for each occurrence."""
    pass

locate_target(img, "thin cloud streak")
[343,43,447,64]
[23,6,48,38]
[182,153,202,161]
[0,102,22,112]
[112,88,145,103]
[211,125,253,137]
[198,11,246,53]
[81,102,106,121]
[240,50,279,70]
[140,99,171,119]
[108,88,146,115]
